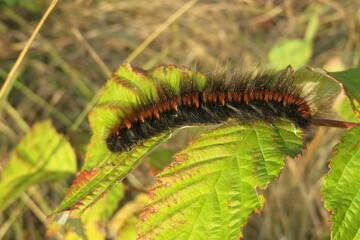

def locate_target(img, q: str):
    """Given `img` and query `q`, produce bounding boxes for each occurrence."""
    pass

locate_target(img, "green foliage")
[330,68,360,118]
[138,121,304,239]
[268,40,312,68]
[338,98,359,123]
[268,14,319,68]
[322,126,360,240]
[0,120,76,212]
[322,68,360,240]
[53,132,169,218]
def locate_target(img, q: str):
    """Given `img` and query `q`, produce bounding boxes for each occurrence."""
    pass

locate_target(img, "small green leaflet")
[0,120,76,212]
[137,121,304,239]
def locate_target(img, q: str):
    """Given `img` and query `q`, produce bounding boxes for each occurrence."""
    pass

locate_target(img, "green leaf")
[0,120,76,211]
[52,128,170,219]
[338,98,359,123]
[268,13,318,69]
[329,68,360,118]
[53,64,206,218]
[137,121,304,239]
[268,39,312,69]
[322,125,360,240]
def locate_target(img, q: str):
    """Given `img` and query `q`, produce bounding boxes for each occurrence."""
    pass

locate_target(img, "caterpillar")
[104,64,352,152]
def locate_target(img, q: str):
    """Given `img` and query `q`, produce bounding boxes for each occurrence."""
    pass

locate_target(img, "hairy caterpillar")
[105,64,352,152]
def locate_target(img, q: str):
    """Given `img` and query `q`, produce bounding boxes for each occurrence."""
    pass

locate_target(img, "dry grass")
[0,0,359,239]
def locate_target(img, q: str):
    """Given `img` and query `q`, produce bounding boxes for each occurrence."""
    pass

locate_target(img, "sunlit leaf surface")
[138,121,304,239]
[322,125,360,240]
[0,120,76,211]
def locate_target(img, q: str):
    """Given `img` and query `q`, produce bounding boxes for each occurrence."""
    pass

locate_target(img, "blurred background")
[0,0,359,239]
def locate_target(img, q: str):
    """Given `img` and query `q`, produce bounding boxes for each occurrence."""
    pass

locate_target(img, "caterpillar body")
[105,64,328,152]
